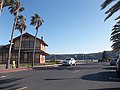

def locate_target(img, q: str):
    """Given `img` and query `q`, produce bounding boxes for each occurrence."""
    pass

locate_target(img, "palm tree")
[0,0,4,15]
[0,0,14,15]
[30,14,44,67]
[101,0,120,51]
[15,15,26,68]
[101,0,120,21]
[6,0,25,69]
[111,17,120,51]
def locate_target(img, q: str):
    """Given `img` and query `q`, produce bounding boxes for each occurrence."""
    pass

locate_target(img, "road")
[0,62,120,90]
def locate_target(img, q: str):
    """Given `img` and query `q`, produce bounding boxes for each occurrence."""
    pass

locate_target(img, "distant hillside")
[46,51,119,60]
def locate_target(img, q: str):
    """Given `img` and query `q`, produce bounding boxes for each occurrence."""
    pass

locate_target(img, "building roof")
[0,45,9,52]
[12,32,48,46]
[0,44,14,53]
[20,50,49,55]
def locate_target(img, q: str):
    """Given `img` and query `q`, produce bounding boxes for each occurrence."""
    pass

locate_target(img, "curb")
[0,64,61,73]
[0,68,33,73]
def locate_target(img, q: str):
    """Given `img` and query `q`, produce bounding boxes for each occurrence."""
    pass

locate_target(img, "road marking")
[109,77,120,80]
[73,70,80,73]
[16,86,27,90]
[0,76,6,78]
[110,70,116,71]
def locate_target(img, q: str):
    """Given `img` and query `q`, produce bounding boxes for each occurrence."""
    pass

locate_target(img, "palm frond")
[0,0,4,15]
[3,0,14,7]
[104,1,120,21]
[101,0,116,10]
[30,13,44,30]
[111,41,120,51]
[115,16,120,20]
[7,0,24,16]
[111,32,120,41]
[111,30,120,36]
[15,15,27,32]
[19,7,24,12]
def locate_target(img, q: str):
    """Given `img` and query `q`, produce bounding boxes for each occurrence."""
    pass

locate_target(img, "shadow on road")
[0,78,22,84]
[88,87,120,90]
[0,78,22,90]
[44,77,78,81]
[32,65,102,71]
[81,71,120,82]
[32,66,81,71]
[0,83,19,90]
[103,66,116,70]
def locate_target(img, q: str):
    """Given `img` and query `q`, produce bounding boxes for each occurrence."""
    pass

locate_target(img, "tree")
[0,0,4,15]
[110,17,120,51]
[101,0,120,51]
[6,0,25,69]
[102,51,108,61]
[15,15,26,68]
[101,0,120,21]
[30,14,44,67]
[0,0,14,15]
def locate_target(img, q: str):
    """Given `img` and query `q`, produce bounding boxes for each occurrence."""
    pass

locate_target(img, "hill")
[46,51,119,60]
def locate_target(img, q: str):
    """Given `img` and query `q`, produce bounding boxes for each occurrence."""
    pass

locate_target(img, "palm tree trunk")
[32,29,38,67]
[6,15,18,69]
[16,31,23,68]
[0,0,4,16]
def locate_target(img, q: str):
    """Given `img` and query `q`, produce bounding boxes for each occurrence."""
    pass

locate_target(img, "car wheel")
[70,63,72,66]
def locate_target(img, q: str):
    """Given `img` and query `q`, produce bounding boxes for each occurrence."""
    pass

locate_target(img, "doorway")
[27,53,32,63]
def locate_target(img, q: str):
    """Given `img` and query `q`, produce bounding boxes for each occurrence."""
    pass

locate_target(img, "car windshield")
[66,59,71,61]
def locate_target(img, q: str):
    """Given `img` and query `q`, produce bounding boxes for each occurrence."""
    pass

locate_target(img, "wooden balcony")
[14,47,41,50]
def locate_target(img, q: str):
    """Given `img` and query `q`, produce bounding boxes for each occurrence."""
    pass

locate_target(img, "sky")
[0,0,117,54]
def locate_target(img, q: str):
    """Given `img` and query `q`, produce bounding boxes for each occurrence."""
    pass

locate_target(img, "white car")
[62,58,76,66]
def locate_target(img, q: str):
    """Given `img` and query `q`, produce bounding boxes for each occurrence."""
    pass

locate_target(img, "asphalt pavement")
[0,64,61,73]
[0,62,120,90]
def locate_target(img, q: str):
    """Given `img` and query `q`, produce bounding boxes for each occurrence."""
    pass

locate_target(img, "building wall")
[40,55,45,64]
[14,36,35,49]
[41,44,46,51]
[0,33,47,64]
[14,40,19,49]
[0,53,8,64]
[14,36,45,51]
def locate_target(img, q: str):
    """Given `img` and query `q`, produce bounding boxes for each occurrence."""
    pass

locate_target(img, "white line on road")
[73,70,80,73]
[109,77,120,80]
[16,86,27,90]
[0,76,6,78]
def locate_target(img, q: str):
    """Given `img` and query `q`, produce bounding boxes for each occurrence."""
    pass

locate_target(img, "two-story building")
[0,32,48,64]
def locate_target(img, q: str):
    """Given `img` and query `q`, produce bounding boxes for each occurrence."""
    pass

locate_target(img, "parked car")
[62,58,76,66]
[116,58,120,77]
[110,59,117,66]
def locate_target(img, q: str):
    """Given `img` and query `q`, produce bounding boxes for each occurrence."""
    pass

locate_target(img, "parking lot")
[0,62,120,90]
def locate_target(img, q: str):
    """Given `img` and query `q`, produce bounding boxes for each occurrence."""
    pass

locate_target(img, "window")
[2,53,6,60]
[21,41,26,48]
[36,53,39,58]
[30,41,34,48]
[24,53,27,58]
[21,41,34,49]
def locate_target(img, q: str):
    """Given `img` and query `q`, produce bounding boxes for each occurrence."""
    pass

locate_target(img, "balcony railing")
[14,47,46,51]
[14,47,40,50]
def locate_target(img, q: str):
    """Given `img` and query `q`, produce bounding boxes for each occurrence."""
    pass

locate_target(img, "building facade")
[0,32,48,64]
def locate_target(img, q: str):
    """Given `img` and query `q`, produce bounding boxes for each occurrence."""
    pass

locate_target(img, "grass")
[19,61,62,67]
[0,60,62,67]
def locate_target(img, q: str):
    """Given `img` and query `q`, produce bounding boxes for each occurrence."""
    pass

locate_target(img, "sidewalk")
[0,63,84,73]
[0,64,33,73]
[0,64,61,73]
